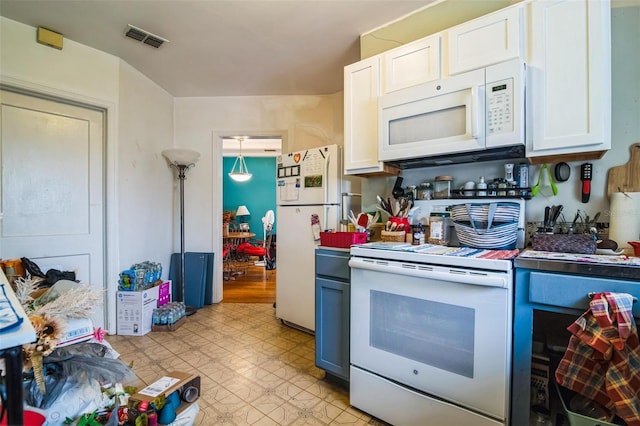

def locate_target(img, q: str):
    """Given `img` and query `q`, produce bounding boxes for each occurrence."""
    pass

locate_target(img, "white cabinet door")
[344,56,385,175]
[526,0,611,159]
[383,35,441,94]
[447,6,522,76]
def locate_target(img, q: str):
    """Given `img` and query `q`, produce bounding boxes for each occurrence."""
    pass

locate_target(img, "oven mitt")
[311,214,321,241]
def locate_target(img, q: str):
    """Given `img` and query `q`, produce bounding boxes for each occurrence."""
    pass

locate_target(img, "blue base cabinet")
[512,266,640,426]
[315,248,351,382]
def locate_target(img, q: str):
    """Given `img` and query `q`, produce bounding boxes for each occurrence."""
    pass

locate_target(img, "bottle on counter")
[412,224,425,245]
[428,212,450,245]
[477,176,488,196]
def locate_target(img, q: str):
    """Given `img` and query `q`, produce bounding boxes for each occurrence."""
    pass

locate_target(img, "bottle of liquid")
[504,163,515,184]
[412,224,425,245]
[477,176,487,196]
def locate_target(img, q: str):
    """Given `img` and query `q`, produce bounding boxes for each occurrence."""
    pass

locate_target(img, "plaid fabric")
[555,292,640,425]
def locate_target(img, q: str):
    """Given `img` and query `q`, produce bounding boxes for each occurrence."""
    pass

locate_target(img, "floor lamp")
[162,148,200,316]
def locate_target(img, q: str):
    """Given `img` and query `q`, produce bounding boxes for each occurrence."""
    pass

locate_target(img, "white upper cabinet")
[525,0,611,161]
[446,6,523,76]
[382,35,441,94]
[344,56,387,175]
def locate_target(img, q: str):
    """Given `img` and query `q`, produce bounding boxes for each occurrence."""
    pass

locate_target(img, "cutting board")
[607,142,640,198]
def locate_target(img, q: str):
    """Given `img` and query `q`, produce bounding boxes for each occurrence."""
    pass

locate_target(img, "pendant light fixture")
[228,137,252,182]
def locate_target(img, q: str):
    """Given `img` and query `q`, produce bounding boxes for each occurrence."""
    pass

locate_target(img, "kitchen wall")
[360,2,640,237]
[1,17,176,331]
[118,62,175,271]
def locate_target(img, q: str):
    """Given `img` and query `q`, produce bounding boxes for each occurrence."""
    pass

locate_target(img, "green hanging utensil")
[531,164,558,197]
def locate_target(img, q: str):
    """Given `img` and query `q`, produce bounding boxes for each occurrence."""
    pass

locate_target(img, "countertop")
[515,249,640,281]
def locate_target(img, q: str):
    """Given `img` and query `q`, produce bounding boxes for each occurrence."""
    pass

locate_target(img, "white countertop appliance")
[275,144,360,332]
[349,243,515,426]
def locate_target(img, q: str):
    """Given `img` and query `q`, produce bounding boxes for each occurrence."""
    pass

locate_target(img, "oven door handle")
[349,258,508,288]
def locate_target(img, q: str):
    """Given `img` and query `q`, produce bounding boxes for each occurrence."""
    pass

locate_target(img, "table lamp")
[236,205,250,231]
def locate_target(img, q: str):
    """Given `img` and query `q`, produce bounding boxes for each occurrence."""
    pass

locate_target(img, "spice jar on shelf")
[417,182,433,200]
[433,176,453,199]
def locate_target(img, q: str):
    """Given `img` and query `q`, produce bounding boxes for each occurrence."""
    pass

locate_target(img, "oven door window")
[370,290,475,378]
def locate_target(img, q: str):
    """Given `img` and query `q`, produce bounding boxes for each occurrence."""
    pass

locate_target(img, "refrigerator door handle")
[323,205,330,231]
[323,152,331,205]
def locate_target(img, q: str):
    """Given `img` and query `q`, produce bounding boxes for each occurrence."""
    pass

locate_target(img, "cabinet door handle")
[587,292,637,303]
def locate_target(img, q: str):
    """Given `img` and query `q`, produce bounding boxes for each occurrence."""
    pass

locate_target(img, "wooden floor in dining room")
[223,260,276,303]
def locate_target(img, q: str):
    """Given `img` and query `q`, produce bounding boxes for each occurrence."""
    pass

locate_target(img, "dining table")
[223,232,256,280]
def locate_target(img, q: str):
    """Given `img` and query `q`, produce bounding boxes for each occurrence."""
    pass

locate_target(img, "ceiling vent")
[125,24,168,48]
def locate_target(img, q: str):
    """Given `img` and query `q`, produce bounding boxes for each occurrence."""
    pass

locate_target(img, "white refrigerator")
[275,144,359,332]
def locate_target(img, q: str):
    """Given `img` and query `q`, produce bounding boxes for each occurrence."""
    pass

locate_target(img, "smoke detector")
[125,24,168,48]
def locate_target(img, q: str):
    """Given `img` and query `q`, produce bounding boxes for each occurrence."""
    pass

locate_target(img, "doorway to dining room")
[221,136,281,303]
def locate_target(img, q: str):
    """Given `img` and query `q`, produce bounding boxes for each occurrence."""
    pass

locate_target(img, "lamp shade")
[162,148,200,166]
[228,137,252,182]
[236,205,250,216]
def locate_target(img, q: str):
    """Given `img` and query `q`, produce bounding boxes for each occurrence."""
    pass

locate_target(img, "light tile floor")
[106,303,387,425]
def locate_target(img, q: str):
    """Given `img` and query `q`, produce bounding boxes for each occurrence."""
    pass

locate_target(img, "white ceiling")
[0,0,434,97]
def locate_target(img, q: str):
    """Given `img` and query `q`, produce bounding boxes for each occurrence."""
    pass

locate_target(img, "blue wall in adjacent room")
[223,156,277,238]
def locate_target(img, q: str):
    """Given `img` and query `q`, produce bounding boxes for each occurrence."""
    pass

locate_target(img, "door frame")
[211,129,287,303]
[1,78,119,332]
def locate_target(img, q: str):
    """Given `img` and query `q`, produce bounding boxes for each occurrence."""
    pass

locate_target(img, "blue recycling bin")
[169,252,214,308]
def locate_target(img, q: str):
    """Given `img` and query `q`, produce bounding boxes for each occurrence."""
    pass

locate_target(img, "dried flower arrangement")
[223,210,235,223]
[14,275,104,394]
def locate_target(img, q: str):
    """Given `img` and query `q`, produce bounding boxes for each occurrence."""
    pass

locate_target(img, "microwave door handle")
[471,85,482,140]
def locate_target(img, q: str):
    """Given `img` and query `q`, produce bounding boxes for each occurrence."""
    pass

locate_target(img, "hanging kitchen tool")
[607,142,640,198]
[580,162,593,203]
[392,176,405,199]
[554,162,571,182]
[531,164,558,197]
[548,205,563,229]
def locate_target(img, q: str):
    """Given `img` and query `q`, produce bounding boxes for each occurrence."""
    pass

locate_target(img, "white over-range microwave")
[379,58,525,165]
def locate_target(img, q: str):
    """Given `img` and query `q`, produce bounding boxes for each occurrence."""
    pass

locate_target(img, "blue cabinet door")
[315,277,350,380]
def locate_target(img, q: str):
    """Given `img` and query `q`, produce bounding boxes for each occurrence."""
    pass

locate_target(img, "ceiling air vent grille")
[125,24,168,48]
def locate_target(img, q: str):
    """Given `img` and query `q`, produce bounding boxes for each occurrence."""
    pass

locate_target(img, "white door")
[0,89,106,327]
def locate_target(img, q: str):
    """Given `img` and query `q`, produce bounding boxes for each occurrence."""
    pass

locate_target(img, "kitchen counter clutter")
[516,249,640,280]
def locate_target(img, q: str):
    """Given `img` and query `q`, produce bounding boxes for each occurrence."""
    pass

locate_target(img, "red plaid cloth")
[556,292,640,425]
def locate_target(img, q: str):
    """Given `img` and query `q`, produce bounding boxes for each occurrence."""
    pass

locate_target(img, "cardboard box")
[116,286,158,336]
[58,317,94,347]
[129,371,200,415]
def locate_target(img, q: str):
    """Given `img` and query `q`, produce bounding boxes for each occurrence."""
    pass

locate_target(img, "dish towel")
[555,292,640,425]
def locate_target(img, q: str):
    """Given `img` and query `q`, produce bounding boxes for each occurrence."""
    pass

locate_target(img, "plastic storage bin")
[554,381,617,426]
[319,232,367,248]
